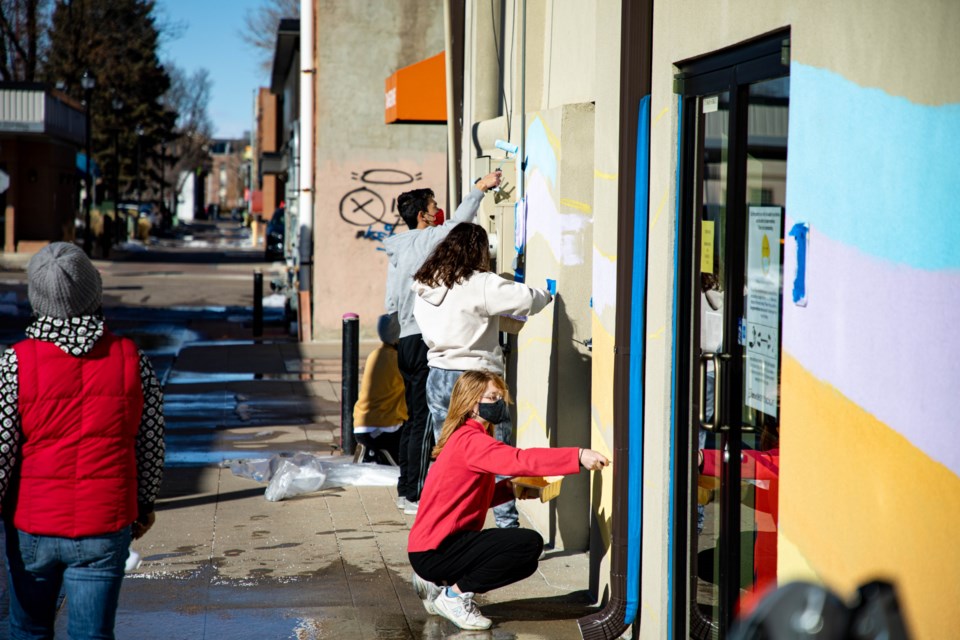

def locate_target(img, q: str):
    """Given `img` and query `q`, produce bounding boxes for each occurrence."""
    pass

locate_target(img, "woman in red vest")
[407,370,608,631]
[0,243,165,639]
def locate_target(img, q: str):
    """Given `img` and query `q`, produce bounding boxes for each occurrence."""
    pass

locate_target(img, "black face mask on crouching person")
[477,399,509,425]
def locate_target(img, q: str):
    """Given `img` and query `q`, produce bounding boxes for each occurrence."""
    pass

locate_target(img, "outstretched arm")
[449,170,502,223]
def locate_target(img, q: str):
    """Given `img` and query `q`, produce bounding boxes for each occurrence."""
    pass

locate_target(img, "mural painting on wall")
[340,168,422,250]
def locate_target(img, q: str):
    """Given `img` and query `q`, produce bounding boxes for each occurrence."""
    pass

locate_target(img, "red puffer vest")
[13,331,142,537]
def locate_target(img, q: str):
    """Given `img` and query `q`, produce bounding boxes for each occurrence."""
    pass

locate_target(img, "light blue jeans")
[426,367,519,528]
[4,522,130,640]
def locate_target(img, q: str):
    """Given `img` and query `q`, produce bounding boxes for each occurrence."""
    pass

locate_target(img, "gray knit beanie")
[27,243,102,318]
[377,313,400,345]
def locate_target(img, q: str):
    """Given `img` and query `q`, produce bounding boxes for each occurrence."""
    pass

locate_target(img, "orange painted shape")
[384,52,447,124]
[780,353,960,640]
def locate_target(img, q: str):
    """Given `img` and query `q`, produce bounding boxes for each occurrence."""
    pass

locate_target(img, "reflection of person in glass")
[700,417,779,611]
[698,272,723,534]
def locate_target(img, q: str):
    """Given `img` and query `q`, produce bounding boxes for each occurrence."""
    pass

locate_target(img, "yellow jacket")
[353,344,407,429]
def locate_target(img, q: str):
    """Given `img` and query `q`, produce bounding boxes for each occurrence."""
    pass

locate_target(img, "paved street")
[0,223,596,640]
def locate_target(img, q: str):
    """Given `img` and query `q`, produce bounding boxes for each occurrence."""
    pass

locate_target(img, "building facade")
[283,0,959,637]
[0,84,85,252]
[302,1,448,339]
[451,1,958,639]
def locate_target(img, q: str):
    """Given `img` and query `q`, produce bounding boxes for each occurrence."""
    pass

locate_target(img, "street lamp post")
[81,70,95,256]
[160,141,166,228]
[135,125,144,235]
[111,97,124,251]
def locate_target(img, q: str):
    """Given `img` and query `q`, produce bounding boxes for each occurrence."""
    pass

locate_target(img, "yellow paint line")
[647,325,665,340]
[594,169,618,181]
[516,336,554,354]
[515,399,548,440]
[651,191,668,229]
[593,245,617,262]
[534,115,561,152]
[653,105,670,125]
[560,198,592,213]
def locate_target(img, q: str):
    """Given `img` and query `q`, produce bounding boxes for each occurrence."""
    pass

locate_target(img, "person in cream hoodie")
[412,223,552,528]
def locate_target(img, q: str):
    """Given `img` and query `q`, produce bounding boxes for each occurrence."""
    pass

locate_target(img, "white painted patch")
[592,247,617,316]
[525,171,588,266]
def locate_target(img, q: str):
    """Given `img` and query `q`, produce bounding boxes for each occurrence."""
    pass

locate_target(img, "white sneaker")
[397,495,405,509]
[403,498,419,515]
[432,589,492,631]
[411,572,442,614]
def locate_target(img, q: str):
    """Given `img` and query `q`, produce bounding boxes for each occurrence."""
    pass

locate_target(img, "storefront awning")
[385,52,447,124]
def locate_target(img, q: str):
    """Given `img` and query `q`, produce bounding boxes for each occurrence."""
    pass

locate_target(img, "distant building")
[205,138,247,215]
[253,87,282,219]
[175,170,197,223]
[0,83,86,252]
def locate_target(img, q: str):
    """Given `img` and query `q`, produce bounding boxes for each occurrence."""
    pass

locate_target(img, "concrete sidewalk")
[119,340,597,639]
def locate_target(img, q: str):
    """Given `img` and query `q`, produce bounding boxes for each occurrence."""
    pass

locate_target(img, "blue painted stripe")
[787,63,960,271]
[625,95,651,626]
[525,117,558,186]
[666,94,684,640]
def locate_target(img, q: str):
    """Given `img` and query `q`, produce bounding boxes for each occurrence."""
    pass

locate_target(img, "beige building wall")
[460,0,622,601]
[643,2,960,638]
[310,0,448,339]
[463,1,958,635]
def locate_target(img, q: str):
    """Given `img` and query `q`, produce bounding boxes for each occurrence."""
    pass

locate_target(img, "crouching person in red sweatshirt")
[407,370,608,631]
[0,243,165,639]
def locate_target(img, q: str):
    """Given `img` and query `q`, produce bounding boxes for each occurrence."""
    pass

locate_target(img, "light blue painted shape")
[625,95,651,626]
[787,63,960,271]
[524,117,558,186]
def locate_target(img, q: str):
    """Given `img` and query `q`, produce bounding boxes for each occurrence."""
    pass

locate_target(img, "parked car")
[264,207,285,261]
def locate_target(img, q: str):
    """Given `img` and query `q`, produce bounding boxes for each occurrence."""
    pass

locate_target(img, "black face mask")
[477,399,509,425]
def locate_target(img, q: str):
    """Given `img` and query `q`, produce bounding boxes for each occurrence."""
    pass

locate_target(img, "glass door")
[675,34,789,639]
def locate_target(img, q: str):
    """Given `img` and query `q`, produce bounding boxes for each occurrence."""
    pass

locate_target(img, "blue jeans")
[426,367,519,528]
[4,522,130,640]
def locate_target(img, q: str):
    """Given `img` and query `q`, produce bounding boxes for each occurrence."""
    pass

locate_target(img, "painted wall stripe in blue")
[625,95,651,626]
[666,94,684,639]
[789,222,809,304]
[787,63,960,271]
[525,117,558,186]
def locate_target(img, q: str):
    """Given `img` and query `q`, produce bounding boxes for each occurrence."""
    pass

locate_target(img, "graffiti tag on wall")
[340,168,423,249]
[340,169,421,225]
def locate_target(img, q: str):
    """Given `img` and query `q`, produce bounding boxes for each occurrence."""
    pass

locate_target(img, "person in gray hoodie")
[384,170,502,514]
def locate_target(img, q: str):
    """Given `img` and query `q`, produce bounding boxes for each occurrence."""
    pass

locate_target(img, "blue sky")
[156,0,270,140]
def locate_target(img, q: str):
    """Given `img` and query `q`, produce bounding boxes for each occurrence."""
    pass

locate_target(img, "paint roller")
[495,139,519,157]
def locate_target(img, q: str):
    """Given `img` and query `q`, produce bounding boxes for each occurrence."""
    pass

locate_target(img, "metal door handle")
[699,352,721,432]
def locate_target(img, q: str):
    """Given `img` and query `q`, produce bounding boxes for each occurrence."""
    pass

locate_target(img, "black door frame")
[672,30,790,639]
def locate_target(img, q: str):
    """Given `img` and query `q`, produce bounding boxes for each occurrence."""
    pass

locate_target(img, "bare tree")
[239,0,299,72]
[160,62,213,213]
[0,0,51,81]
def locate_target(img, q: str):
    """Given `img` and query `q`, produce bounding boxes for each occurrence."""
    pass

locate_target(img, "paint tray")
[499,314,527,334]
[512,476,563,503]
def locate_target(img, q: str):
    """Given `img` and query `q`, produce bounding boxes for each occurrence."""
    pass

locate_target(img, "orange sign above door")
[385,52,447,124]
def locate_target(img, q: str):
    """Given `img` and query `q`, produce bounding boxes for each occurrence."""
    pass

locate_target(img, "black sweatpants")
[408,528,544,594]
[397,334,432,502]
[355,430,401,465]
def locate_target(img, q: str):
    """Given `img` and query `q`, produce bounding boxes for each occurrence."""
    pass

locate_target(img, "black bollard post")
[253,270,263,338]
[341,313,359,457]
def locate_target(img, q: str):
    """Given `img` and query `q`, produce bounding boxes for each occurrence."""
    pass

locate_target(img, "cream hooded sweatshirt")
[412,271,552,374]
